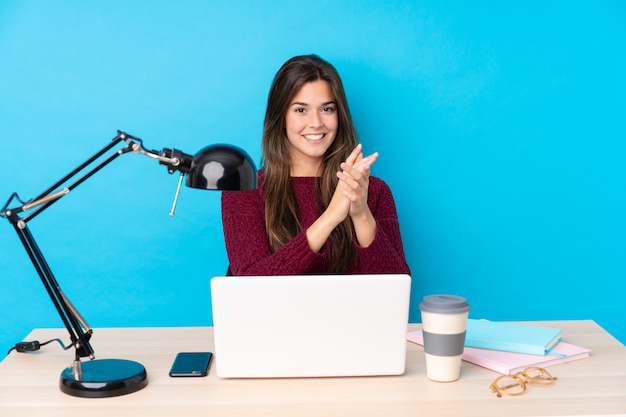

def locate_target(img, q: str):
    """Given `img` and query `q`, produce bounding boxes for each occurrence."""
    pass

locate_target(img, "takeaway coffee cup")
[419,294,470,382]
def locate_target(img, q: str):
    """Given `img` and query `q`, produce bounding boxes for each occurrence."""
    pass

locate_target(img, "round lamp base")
[60,358,148,398]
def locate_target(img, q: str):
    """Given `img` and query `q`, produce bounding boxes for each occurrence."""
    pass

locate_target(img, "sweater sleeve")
[351,177,411,275]
[221,185,324,276]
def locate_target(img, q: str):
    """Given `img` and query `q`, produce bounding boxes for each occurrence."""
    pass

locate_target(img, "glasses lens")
[495,375,525,395]
[523,367,554,385]
[491,367,557,397]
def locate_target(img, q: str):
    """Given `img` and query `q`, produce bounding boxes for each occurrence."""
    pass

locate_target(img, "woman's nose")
[308,112,324,128]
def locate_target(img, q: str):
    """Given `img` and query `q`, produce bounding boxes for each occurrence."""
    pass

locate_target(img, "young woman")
[222,54,410,275]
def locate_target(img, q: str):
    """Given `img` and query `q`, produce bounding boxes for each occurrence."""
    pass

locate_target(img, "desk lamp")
[0,131,256,398]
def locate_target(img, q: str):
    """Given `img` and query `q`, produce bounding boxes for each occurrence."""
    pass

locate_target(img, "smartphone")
[169,352,213,377]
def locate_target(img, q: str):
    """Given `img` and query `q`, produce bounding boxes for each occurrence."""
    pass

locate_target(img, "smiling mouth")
[303,133,325,141]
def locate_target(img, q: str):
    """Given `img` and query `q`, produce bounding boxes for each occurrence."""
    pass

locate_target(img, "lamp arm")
[133,145,181,167]
[3,133,130,223]
[21,188,70,211]
[11,221,95,360]
[24,133,130,213]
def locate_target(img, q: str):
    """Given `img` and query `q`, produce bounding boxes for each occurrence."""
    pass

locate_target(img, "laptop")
[210,274,411,378]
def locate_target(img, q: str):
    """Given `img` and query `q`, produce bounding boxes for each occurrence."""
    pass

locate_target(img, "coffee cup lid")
[419,294,470,314]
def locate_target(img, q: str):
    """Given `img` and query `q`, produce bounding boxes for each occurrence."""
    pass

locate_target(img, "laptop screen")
[210,274,411,378]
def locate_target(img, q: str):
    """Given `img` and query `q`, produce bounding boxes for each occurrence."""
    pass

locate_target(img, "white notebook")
[210,274,411,378]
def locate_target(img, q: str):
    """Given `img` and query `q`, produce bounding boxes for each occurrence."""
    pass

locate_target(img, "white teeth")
[304,134,324,140]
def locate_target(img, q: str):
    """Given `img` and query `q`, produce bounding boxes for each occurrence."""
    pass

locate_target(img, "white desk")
[1,320,625,416]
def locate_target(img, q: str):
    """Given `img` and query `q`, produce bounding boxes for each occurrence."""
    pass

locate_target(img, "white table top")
[1,320,625,417]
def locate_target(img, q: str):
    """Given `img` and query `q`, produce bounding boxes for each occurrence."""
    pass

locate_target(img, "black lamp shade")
[186,144,257,191]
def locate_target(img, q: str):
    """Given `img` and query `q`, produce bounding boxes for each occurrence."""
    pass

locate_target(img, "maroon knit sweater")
[221,171,410,276]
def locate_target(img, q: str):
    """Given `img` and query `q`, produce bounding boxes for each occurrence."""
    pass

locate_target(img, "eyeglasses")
[490,366,557,398]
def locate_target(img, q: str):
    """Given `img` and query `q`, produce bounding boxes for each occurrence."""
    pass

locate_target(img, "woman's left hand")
[337,145,378,247]
[337,144,378,218]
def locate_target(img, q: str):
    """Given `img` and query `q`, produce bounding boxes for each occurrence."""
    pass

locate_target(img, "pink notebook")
[407,330,590,375]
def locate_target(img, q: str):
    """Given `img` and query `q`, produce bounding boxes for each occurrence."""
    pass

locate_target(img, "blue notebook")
[465,320,562,356]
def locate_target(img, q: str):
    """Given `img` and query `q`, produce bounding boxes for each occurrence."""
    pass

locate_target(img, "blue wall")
[1,1,624,356]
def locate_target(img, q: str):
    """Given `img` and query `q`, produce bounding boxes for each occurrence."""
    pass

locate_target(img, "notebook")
[407,330,590,375]
[465,319,562,355]
[210,274,411,378]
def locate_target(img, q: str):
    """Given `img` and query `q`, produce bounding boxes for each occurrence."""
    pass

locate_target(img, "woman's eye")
[294,108,305,113]
[323,106,335,113]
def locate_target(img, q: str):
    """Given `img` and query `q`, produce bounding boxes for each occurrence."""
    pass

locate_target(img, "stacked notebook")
[407,319,591,375]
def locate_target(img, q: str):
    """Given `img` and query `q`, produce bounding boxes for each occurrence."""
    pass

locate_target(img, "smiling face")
[284,79,338,176]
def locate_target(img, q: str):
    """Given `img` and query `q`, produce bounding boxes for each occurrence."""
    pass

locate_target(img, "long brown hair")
[261,54,359,272]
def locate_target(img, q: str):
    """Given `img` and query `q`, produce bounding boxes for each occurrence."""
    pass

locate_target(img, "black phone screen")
[169,352,213,377]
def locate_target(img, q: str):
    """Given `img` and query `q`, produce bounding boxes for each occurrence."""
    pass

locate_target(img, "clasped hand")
[330,144,378,222]
[306,144,378,252]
